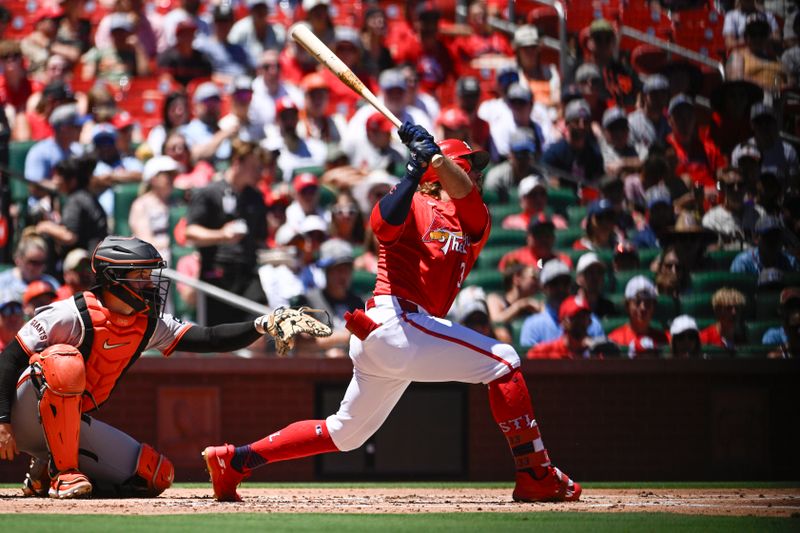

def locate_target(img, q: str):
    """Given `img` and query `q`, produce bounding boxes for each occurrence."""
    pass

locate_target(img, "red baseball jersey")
[371,192,490,318]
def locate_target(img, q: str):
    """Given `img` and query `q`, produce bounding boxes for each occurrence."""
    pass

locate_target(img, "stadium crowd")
[0,0,799,359]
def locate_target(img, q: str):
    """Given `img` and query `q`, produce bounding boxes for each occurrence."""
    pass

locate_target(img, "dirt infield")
[0,487,798,516]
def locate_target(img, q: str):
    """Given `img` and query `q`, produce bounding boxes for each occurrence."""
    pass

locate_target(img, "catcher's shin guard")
[30,345,86,474]
[119,443,174,497]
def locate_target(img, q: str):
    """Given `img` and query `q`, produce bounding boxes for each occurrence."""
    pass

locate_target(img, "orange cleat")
[512,466,582,502]
[49,469,92,499]
[203,444,248,502]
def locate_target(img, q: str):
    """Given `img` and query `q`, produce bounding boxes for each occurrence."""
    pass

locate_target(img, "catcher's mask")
[420,139,490,184]
[91,236,170,317]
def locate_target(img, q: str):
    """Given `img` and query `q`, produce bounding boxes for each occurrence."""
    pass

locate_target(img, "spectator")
[668,315,702,358]
[166,131,215,191]
[161,0,212,49]
[653,246,688,298]
[541,99,604,187]
[502,174,568,231]
[700,288,747,349]
[575,252,616,318]
[81,13,150,82]
[782,14,800,86]
[454,76,491,150]
[346,112,406,174]
[146,91,191,156]
[301,0,336,47]
[709,80,763,155]
[34,155,107,254]
[628,74,671,149]
[754,166,783,216]
[55,0,91,58]
[157,17,213,87]
[0,294,24,351]
[663,211,717,273]
[21,6,79,78]
[292,238,364,358]
[600,174,635,233]
[13,79,74,143]
[77,82,117,146]
[484,130,540,203]
[665,94,727,189]
[613,242,641,271]
[270,96,327,181]
[498,218,574,272]
[0,235,60,302]
[219,75,264,144]
[731,215,800,274]
[763,287,800,345]
[631,189,675,249]
[435,106,470,143]
[608,276,669,357]
[352,169,400,216]
[94,0,159,59]
[129,156,180,265]
[0,41,38,120]
[258,223,306,309]
[747,103,799,181]
[527,296,594,359]
[327,190,365,246]
[726,13,786,90]
[54,248,93,301]
[451,0,512,63]
[513,24,560,108]
[185,139,268,325]
[578,19,640,108]
[487,261,542,344]
[229,0,286,67]
[599,107,646,177]
[298,73,346,144]
[182,82,235,165]
[250,49,304,128]
[285,173,326,229]
[21,279,56,318]
[296,214,330,290]
[489,82,546,160]
[573,200,621,251]
[401,63,439,127]
[318,27,377,118]
[392,3,454,94]
[723,0,781,52]
[360,5,394,77]
[574,63,605,123]
[90,124,144,218]
[702,167,761,249]
[454,292,494,338]
[264,188,290,248]
[112,112,138,159]
[730,141,762,194]
[0,6,10,39]
[198,3,253,79]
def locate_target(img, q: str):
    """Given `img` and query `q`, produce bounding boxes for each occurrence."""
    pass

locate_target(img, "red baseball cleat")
[203,444,248,502]
[512,466,582,502]
[49,469,92,499]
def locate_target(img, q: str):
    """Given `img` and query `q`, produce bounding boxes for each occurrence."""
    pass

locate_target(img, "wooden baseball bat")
[290,24,449,169]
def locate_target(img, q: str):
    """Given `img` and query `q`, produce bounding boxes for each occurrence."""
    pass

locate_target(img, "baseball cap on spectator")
[63,248,90,272]
[354,169,400,212]
[49,104,81,128]
[540,259,571,286]
[366,112,393,133]
[750,102,775,122]
[213,3,235,20]
[780,287,800,306]
[745,12,770,34]
[625,275,657,300]
[301,72,328,92]
[564,99,591,122]
[318,238,354,269]
[509,130,537,153]
[669,315,698,337]
[275,96,298,114]
[576,252,605,275]
[304,0,330,10]
[645,186,672,209]
[293,172,319,193]
[108,12,134,33]
[143,155,180,182]
[497,66,520,89]
[518,175,547,197]
[300,214,328,236]
[42,80,74,103]
[587,198,614,218]
[175,17,198,33]
[527,215,555,235]
[590,19,615,36]
[193,82,221,103]
[23,280,56,306]
[229,75,253,94]
[575,63,602,84]
[112,111,135,130]
[91,124,117,145]
[456,298,490,324]
[558,295,591,322]
[601,107,627,129]
[275,224,301,246]
[642,74,669,94]
[755,214,783,235]
[456,76,480,97]
[34,5,64,25]
[668,94,694,115]
[731,142,761,167]
[416,1,440,17]
[379,69,407,91]
[513,25,540,49]
[334,26,361,48]
[506,83,532,103]
[437,107,470,130]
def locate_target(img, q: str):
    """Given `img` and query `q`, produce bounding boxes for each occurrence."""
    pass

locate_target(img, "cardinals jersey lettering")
[372,193,490,318]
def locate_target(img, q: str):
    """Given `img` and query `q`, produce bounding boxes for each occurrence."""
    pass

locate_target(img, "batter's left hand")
[398,122,433,147]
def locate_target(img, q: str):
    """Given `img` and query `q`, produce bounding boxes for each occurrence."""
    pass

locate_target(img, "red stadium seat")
[619,0,673,52]
[671,7,725,61]
[527,6,560,39]
[630,43,668,74]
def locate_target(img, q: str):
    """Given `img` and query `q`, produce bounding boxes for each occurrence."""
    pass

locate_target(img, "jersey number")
[456,261,466,288]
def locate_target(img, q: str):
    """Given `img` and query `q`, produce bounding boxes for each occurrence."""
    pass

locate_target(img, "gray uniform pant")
[11,371,142,493]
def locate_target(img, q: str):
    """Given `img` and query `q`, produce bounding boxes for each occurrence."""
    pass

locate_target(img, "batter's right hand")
[0,423,18,461]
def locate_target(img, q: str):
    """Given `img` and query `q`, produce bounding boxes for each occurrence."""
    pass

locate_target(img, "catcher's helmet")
[91,236,169,317]
[421,139,490,183]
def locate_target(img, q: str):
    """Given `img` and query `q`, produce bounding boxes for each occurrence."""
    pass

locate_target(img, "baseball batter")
[0,236,281,499]
[204,123,581,503]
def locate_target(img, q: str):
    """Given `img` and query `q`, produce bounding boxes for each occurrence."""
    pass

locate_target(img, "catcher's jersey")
[372,192,490,318]
[16,298,192,361]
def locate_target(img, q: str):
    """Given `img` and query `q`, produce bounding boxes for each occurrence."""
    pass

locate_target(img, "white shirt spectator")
[250,77,304,129]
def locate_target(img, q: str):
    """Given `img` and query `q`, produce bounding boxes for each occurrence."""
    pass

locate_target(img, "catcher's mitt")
[263,307,333,356]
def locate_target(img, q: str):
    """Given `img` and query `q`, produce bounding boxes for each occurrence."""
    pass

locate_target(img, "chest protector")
[74,291,156,412]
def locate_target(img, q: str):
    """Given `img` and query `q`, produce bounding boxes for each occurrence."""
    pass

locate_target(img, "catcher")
[0,235,330,499]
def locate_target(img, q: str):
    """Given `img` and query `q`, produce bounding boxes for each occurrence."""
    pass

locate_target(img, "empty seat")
[487,228,526,247]
[478,245,518,271]
[690,271,757,294]
[464,269,503,293]
[745,320,781,345]
[755,291,781,320]
[351,270,377,300]
[554,227,583,248]
[567,205,587,226]
[679,292,716,319]
[112,183,141,237]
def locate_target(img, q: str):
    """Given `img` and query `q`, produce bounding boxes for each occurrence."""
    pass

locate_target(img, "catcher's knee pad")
[121,444,174,497]
[31,344,86,473]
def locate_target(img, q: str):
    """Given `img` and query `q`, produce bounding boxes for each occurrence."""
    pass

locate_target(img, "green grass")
[2,513,797,533]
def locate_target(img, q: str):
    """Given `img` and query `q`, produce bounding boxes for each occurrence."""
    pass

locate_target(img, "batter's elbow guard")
[127,443,174,497]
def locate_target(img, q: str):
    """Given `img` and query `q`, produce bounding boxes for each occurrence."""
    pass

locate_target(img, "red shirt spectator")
[499,215,574,272]
[450,1,513,63]
[699,324,724,346]
[666,94,727,188]
[608,275,669,357]
[527,296,593,359]
[0,41,39,112]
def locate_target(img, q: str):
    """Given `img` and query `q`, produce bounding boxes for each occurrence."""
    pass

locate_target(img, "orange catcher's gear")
[420,138,490,184]
[29,344,85,473]
[126,443,174,496]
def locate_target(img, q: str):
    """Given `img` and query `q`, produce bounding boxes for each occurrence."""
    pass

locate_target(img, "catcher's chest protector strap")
[74,292,156,411]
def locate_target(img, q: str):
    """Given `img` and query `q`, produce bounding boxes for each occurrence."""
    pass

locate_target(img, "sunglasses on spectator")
[0,303,23,317]
[261,62,280,70]
[632,297,655,307]
[25,257,46,266]
[1,52,22,61]
[722,181,744,192]
[332,206,358,216]
[233,90,252,102]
